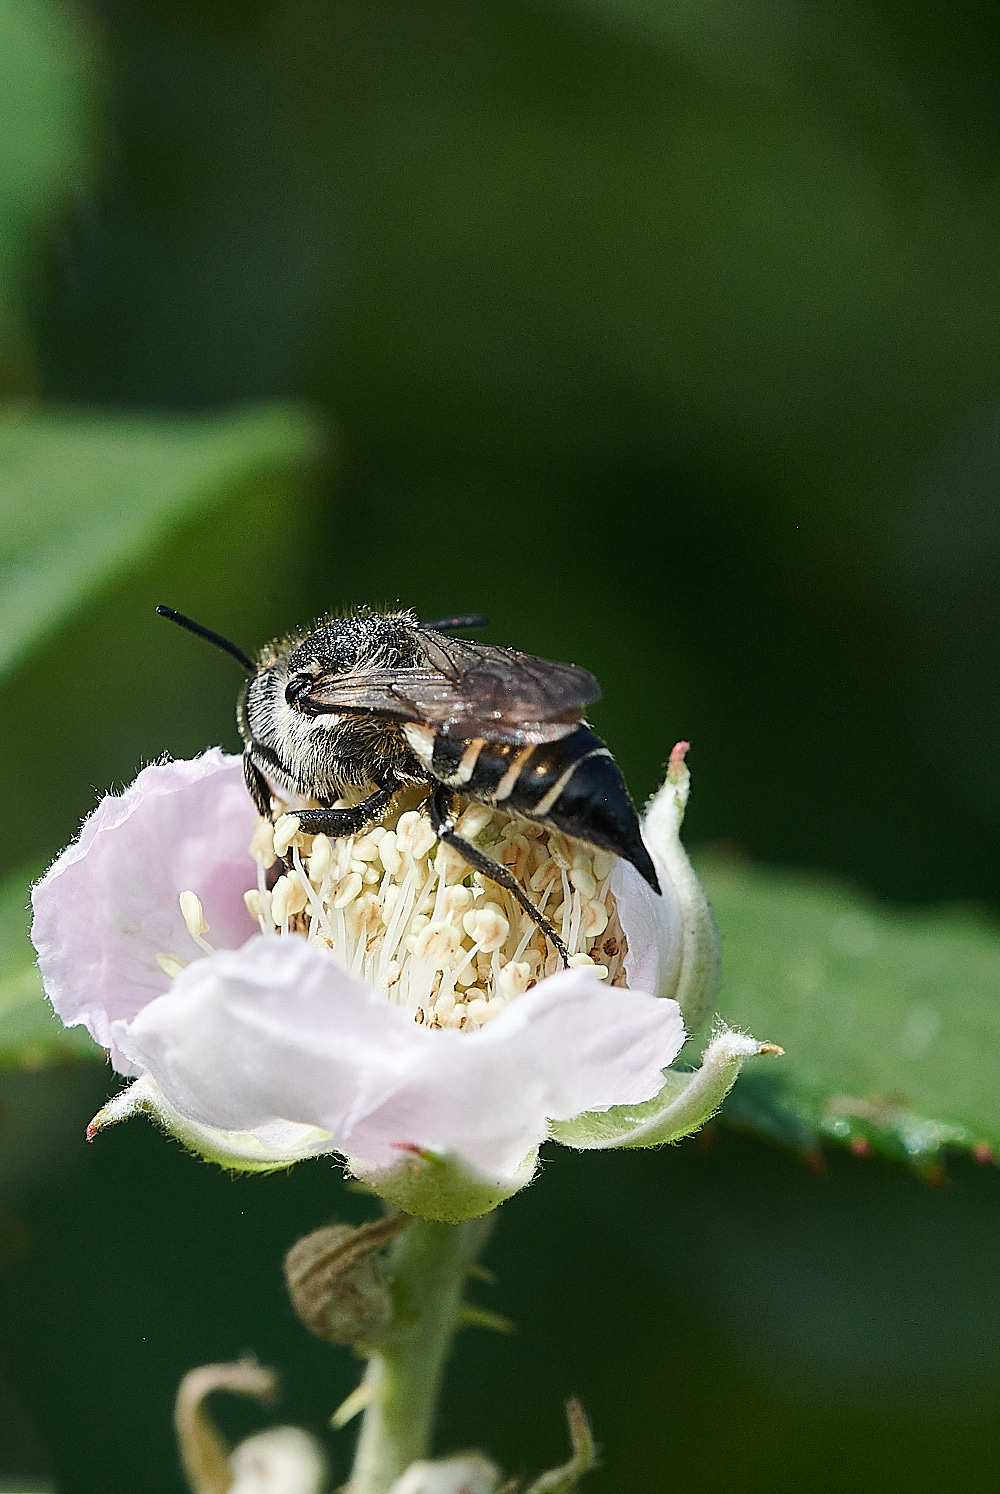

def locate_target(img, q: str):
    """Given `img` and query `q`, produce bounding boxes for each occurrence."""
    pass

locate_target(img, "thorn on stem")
[457,1303,516,1335]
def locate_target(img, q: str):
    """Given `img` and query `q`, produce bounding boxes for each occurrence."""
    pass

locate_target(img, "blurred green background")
[5,0,1000,1488]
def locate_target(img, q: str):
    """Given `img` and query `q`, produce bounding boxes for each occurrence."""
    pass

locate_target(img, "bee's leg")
[428,784,571,968]
[294,781,401,839]
[245,751,400,838]
[244,752,273,817]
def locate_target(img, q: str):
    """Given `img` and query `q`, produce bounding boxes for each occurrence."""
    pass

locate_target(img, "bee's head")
[283,610,421,688]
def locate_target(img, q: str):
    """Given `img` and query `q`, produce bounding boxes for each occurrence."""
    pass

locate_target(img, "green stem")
[347,1214,494,1494]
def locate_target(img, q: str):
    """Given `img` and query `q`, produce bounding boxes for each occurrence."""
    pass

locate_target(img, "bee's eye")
[285,675,311,707]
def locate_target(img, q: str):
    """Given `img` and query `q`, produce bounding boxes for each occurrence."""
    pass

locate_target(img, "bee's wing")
[297,632,601,744]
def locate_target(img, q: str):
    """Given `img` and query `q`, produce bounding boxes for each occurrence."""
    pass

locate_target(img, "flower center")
[238,794,628,1031]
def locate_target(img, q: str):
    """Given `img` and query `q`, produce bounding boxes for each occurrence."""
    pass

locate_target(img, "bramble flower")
[31,745,777,1221]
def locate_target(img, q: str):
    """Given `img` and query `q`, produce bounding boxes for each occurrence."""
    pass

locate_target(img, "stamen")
[155,952,187,979]
[249,819,276,869]
[179,891,214,955]
[308,834,334,884]
[249,794,629,1029]
[273,813,302,858]
[244,887,272,934]
[462,905,509,953]
[569,951,609,980]
[271,872,309,929]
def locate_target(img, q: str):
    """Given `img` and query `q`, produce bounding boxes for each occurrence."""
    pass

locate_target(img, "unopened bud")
[388,1453,502,1494]
[283,1215,409,1346]
[229,1426,327,1494]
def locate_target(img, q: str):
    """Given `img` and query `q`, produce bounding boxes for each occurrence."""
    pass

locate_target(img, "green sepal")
[88,1075,334,1174]
[550,1029,781,1151]
[348,1146,538,1224]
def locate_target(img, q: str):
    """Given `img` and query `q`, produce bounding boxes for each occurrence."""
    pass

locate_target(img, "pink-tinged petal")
[31,750,257,1070]
[612,857,682,1004]
[109,934,685,1186]
[346,970,686,1178]
[617,744,720,1030]
[111,936,413,1136]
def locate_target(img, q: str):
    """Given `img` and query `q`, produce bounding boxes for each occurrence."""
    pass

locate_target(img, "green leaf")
[0,402,324,680]
[697,853,1000,1169]
[0,863,100,1068]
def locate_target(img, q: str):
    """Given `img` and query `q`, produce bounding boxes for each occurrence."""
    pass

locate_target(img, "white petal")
[611,856,681,1004]
[31,750,257,1072]
[618,747,720,1030]
[106,935,686,1195]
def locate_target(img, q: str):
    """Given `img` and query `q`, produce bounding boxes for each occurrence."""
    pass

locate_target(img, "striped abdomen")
[404,722,660,893]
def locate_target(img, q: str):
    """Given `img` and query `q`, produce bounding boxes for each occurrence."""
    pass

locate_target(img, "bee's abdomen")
[440,725,660,894]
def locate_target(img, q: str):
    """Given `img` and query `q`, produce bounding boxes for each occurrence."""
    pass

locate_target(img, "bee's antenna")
[421,614,489,631]
[156,605,256,672]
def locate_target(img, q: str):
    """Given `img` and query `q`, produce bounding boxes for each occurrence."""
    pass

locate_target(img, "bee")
[157,605,661,964]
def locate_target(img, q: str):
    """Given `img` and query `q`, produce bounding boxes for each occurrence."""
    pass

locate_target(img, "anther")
[455,804,492,839]
[462,905,509,952]
[273,813,302,858]
[249,819,276,869]
[351,832,384,862]
[435,842,469,884]
[440,885,473,924]
[498,960,532,1000]
[580,899,610,938]
[378,832,402,875]
[179,891,214,954]
[271,873,309,925]
[568,951,609,979]
[332,871,363,909]
[155,952,187,979]
[244,888,272,928]
[180,891,208,939]
[308,834,334,883]
[412,921,463,964]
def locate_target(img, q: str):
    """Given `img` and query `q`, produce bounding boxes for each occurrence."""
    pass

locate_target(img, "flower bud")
[229,1427,326,1494]
[387,1453,502,1494]
[283,1216,409,1346]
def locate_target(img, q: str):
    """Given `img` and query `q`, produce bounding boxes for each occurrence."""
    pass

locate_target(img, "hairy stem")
[347,1214,495,1494]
